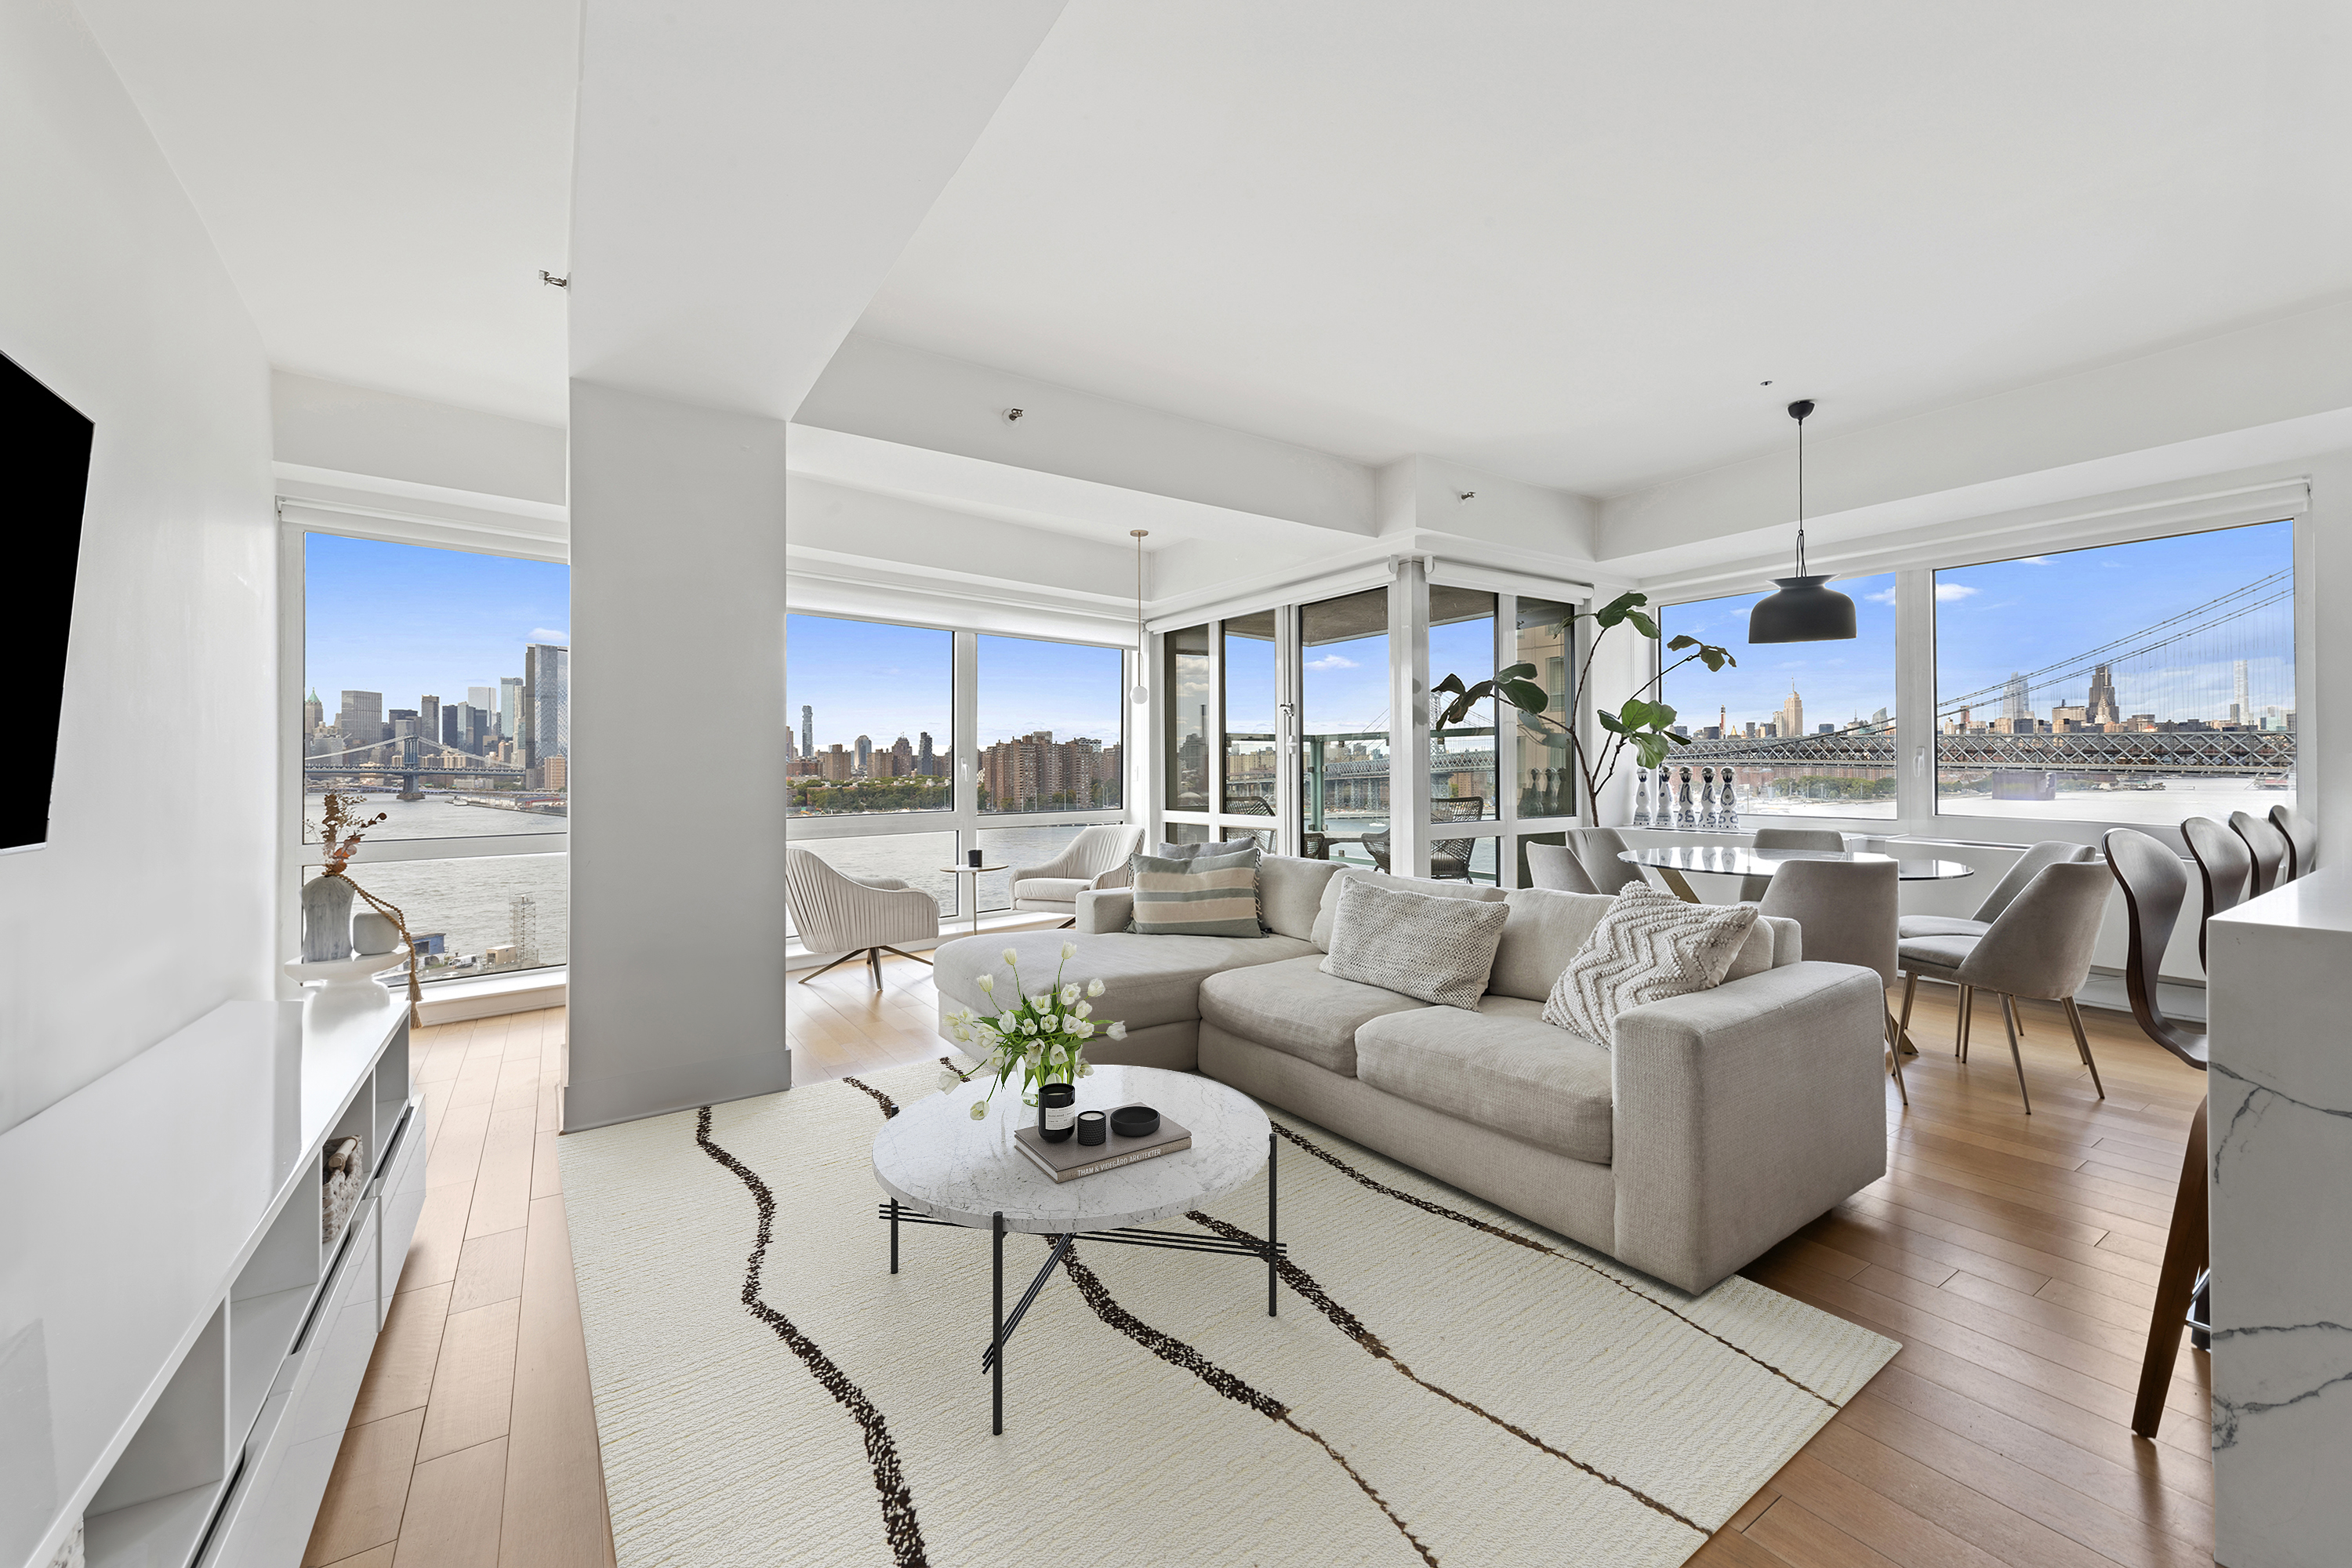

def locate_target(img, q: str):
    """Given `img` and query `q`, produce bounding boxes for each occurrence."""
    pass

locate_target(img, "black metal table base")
[880,1129,1282,1433]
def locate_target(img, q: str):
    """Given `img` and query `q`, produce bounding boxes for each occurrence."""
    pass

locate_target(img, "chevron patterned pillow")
[1543,884,1759,1043]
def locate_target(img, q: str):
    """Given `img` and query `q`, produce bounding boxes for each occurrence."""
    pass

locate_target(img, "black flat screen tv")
[2,350,93,852]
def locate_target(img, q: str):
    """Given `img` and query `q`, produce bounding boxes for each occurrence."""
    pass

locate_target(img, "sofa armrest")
[1609,960,1887,1292]
[1076,888,1134,935]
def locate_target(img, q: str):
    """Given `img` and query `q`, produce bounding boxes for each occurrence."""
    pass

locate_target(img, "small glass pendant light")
[1748,400,1857,644]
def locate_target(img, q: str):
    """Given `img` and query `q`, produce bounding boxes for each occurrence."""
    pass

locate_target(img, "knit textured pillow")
[1319,875,1512,1011]
[1542,884,1759,1043]
[1127,845,1263,938]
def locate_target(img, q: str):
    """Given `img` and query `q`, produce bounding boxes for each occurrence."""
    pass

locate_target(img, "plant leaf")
[1499,679,1548,712]
[1665,634,1697,651]
[1596,710,1625,734]
[1433,673,1466,695]
[1624,610,1659,639]
[1496,661,1537,680]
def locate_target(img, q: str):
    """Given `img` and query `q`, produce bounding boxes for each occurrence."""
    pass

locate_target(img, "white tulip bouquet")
[944,942,1127,1121]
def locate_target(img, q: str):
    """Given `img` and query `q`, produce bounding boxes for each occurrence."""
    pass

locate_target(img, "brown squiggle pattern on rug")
[842,1076,900,1119]
[1057,1244,1440,1567]
[695,1107,927,1566]
[1269,1121,1838,1410]
[1186,1210,1705,1536]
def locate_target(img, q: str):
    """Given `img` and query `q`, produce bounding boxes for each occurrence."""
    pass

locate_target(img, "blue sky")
[784,614,1127,753]
[305,534,568,717]
[1663,574,1898,732]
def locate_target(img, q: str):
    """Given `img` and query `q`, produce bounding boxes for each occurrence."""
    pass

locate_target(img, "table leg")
[992,1210,1004,1436]
[889,1198,898,1274]
[1267,1130,1279,1317]
[1657,866,1700,903]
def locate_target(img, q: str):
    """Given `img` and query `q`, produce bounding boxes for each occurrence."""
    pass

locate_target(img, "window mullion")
[1895,567,1936,833]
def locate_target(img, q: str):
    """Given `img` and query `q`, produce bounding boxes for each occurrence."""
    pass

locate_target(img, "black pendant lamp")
[1748,399,1856,644]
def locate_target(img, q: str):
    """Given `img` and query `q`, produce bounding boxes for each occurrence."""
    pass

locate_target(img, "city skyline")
[1663,572,1899,735]
[786,613,1127,761]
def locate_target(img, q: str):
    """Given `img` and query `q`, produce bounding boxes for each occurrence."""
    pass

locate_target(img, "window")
[299,532,568,979]
[785,614,953,816]
[1164,625,1211,813]
[976,634,1124,813]
[1934,521,2295,825]
[1221,611,1279,826]
[1514,597,1575,819]
[1299,587,1390,869]
[1428,587,1497,820]
[1661,572,1899,820]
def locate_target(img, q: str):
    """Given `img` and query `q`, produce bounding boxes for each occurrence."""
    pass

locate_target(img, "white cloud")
[528,628,570,644]
[1865,587,1897,605]
[1933,584,1977,603]
[1306,654,1359,670]
[2016,556,2049,564]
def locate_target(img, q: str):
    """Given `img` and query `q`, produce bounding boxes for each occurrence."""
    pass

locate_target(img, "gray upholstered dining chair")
[2102,827,2210,1440]
[1740,826,1845,901]
[1895,862,2113,1113]
[2269,804,2318,884]
[785,844,941,990]
[1010,824,1144,927]
[1523,841,1599,894]
[1565,826,1644,895]
[2230,810,2288,897]
[1759,857,1908,1105]
[2180,816,2252,969]
[1896,840,2093,942]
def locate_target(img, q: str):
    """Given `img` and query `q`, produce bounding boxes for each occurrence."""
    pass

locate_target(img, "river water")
[306,789,566,976]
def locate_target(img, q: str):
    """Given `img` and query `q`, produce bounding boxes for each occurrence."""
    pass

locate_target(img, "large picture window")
[1934,521,2295,825]
[977,633,1124,813]
[1300,587,1391,869]
[785,614,953,816]
[1661,572,1899,820]
[299,532,568,980]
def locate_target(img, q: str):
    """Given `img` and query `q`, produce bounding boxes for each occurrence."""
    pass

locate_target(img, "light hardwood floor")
[319,968,2216,1567]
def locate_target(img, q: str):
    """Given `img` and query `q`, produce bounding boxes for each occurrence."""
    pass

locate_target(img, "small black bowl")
[1110,1105,1160,1140]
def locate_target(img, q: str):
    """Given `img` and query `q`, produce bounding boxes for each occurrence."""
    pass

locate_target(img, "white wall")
[273,372,568,504]
[565,381,790,1128]
[0,0,276,1134]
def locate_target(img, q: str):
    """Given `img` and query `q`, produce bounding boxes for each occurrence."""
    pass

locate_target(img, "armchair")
[1010,824,1144,927]
[786,844,940,990]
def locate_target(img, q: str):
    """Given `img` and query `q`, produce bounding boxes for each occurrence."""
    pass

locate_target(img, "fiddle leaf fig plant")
[1434,590,1735,815]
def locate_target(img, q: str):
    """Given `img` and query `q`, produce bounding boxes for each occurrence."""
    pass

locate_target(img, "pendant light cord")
[1795,408,1807,577]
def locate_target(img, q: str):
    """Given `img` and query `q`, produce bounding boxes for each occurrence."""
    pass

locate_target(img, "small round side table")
[938,863,1007,935]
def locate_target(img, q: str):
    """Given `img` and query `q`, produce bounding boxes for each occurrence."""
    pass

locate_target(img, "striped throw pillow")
[1127,845,1264,938]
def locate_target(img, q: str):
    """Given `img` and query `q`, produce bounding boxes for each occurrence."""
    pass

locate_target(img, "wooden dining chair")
[2101,827,2210,1440]
[2180,815,2252,969]
[2269,804,2318,883]
[2230,809,2289,896]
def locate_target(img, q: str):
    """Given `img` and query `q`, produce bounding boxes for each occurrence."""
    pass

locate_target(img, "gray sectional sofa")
[932,853,1887,1293]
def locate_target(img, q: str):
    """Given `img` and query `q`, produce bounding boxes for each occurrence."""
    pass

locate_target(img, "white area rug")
[562,1062,1895,1567]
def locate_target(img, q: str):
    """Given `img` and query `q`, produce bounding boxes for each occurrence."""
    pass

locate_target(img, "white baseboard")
[408,967,569,1025]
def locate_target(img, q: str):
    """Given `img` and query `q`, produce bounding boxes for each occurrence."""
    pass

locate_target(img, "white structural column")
[566,384,793,1127]
[1388,558,1433,876]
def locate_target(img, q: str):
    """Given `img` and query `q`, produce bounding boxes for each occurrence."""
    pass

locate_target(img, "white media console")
[1,989,425,1568]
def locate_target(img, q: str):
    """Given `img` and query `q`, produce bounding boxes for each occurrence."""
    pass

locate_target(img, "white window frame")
[277,508,570,993]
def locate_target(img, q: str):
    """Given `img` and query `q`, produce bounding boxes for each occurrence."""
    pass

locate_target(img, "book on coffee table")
[1013,1116,1192,1183]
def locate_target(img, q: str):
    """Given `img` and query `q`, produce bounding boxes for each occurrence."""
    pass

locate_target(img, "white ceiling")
[78,0,579,426]
[855,0,2352,496]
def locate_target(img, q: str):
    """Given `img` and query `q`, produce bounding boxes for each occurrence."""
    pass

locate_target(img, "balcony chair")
[2268,804,2318,883]
[1740,826,1846,901]
[1363,797,1485,880]
[2181,816,2252,968]
[1010,824,1145,928]
[786,844,940,991]
[1758,857,1909,1105]
[1565,826,1644,895]
[2101,827,2211,1440]
[2229,810,2288,896]
[1894,861,2113,1112]
[1523,841,1599,894]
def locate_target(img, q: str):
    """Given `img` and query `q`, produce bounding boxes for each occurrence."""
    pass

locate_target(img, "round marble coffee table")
[872,1063,1279,1434]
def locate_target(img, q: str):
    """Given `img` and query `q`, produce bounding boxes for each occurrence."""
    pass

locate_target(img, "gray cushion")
[1319,876,1511,1010]
[1897,933,1980,978]
[1310,866,1504,950]
[1197,953,1429,1075]
[1011,877,1091,906]
[1543,885,1757,1040]
[1490,887,1786,1004]
[1897,915,1990,940]
[934,930,1313,1033]
[1355,996,1614,1163]
[1154,841,1229,860]
[1128,846,1261,937]
[1259,855,1341,942]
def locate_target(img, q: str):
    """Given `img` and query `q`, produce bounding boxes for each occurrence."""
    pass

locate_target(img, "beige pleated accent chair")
[1759,857,1909,1105]
[786,844,941,990]
[1896,862,2112,1113]
[1565,827,1643,895]
[2268,804,2318,884]
[1896,840,2093,942]
[1740,826,1846,902]
[1524,841,1600,894]
[1011,824,1145,927]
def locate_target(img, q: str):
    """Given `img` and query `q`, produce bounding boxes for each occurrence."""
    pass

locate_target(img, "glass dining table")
[1619,845,1975,903]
